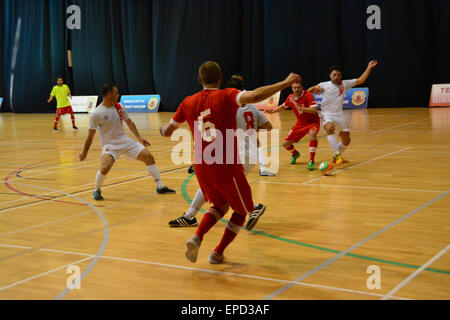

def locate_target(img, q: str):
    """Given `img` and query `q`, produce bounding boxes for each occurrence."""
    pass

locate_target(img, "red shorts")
[284,123,320,143]
[195,165,254,216]
[56,106,74,116]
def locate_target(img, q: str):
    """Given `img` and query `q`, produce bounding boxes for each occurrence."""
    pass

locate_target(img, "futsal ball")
[319,161,334,176]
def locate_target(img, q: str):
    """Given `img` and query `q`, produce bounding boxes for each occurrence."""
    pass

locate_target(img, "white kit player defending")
[308,60,377,165]
[79,84,175,200]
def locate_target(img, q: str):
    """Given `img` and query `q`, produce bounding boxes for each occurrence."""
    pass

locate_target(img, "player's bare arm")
[160,123,178,138]
[266,104,287,114]
[307,85,323,95]
[47,95,54,103]
[125,118,151,147]
[79,129,96,161]
[258,121,273,131]
[355,60,378,86]
[240,73,301,105]
[291,100,318,114]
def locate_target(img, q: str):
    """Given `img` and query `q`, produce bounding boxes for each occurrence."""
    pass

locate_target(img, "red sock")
[54,116,60,128]
[309,140,318,162]
[195,207,224,241]
[214,212,245,255]
[70,113,76,127]
[285,144,299,156]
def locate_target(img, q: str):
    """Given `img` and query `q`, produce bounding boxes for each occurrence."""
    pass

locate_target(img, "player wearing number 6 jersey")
[168,76,273,231]
[160,61,300,264]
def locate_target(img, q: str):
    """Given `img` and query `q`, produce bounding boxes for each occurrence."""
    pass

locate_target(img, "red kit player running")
[160,61,300,264]
[267,79,320,170]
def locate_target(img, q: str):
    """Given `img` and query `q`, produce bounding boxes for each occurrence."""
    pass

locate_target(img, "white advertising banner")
[69,96,98,113]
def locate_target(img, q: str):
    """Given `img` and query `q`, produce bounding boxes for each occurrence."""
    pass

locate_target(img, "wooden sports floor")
[0,107,449,300]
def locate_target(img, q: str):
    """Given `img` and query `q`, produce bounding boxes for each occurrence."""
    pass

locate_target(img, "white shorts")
[101,138,145,161]
[320,112,350,132]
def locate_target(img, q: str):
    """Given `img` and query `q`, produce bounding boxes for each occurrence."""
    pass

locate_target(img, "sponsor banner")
[69,96,98,113]
[315,88,369,109]
[120,95,161,113]
[255,92,280,111]
[0,97,3,108]
[429,84,450,107]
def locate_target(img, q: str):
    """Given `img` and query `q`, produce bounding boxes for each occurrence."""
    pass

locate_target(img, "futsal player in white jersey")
[169,76,273,230]
[79,84,175,200]
[308,61,377,165]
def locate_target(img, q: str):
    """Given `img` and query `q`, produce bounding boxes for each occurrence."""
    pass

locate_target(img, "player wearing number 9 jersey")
[160,61,300,264]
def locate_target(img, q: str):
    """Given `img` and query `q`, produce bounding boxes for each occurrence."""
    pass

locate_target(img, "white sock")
[184,189,206,220]
[327,134,339,154]
[146,164,164,189]
[337,142,346,155]
[95,171,107,191]
[258,147,266,171]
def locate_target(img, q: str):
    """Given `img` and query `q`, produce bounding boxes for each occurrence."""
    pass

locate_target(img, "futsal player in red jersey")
[160,61,300,264]
[267,80,320,170]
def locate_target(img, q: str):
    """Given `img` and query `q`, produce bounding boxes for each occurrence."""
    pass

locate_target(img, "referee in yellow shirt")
[47,77,78,131]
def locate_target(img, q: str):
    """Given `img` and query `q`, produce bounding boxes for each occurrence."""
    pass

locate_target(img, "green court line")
[181,174,450,275]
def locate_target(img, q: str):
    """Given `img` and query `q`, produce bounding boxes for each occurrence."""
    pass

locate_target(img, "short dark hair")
[56,76,63,81]
[199,61,222,84]
[225,76,245,90]
[102,83,116,97]
[329,65,343,74]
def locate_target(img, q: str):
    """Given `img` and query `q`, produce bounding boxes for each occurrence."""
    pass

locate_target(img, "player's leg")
[68,106,77,130]
[257,138,275,176]
[307,126,319,170]
[324,119,341,161]
[93,154,115,200]
[333,115,351,164]
[210,171,259,263]
[169,188,204,227]
[283,138,300,164]
[53,109,61,131]
[135,147,175,194]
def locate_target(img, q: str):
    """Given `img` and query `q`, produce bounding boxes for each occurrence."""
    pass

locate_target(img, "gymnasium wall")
[0,0,449,113]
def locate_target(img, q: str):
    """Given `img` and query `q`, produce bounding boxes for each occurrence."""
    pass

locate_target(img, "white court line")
[368,119,428,134]
[0,161,185,208]
[302,147,411,185]
[0,243,410,300]
[258,181,444,194]
[381,244,450,300]
[0,165,187,213]
[0,257,93,292]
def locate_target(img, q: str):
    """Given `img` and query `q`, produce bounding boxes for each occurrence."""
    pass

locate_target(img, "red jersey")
[283,91,319,127]
[171,87,243,172]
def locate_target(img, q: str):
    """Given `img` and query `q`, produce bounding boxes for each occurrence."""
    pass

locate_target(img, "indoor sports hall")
[0,0,449,302]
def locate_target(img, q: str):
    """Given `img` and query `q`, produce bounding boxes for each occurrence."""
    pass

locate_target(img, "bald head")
[198,61,223,86]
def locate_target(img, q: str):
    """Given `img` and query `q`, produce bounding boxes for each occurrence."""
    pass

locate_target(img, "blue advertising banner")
[120,95,161,113]
[315,88,369,109]
[0,97,3,108]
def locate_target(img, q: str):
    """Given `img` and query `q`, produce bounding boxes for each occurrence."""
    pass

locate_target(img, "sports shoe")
[321,161,334,176]
[156,186,176,194]
[185,235,201,263]
[333,154,345,165]
[93,190,104,201]
[307,160,315,171]
[53,127,58,132]
[208,251,224,264]
[290,152,300,164]
[187,165,195,174]
[246,203,266,231]
[73,126,78,130]
[169,215,198,227]
[259,170,275,177]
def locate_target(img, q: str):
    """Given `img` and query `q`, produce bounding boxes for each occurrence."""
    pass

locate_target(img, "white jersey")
[235,104,269,166]
[318,79,356,113]
[89,103,131,146]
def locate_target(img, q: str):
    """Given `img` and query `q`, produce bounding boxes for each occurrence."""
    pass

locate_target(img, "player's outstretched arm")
[266,104,287,114]
[125,119,150,147]
[355,60,378,86]
[307,85,322,95]
[240,73,301,106]
[160,123,178,137]
[79,129,96,161]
